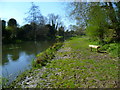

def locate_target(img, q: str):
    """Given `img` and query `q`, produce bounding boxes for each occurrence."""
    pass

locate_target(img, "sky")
[1,0,118,28]
[0,2,75,29]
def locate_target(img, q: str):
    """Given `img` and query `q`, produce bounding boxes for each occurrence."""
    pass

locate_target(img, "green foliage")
[2,18,18,43]
[36,37,118,88]
[68,2,120,42]
[3,21,66,44]
[58,26,64,36]
[33,42,63,68]
[0,77,1,89]
[2,20,6,30]
[15,40,22,43]
[6,26,17,39]
[100,43,119,57]
[7,37,118,88]
[89,40,100,45]
[2,3,65,43]
[8,18,17,27]
[1,76,9,88]
[104,29,116,43]
[107,43,119,56]
[2,3,71,44]
[86,5,108,43]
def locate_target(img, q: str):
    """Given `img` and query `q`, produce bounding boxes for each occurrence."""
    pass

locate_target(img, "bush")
[100,44,110,51]
[107,43,119,57]
[100,43,119,57]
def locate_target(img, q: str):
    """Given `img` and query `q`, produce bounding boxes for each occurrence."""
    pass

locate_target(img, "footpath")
[8,37,118,88]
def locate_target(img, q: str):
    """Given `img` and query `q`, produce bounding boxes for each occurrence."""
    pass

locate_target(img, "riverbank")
[6,37,119,88]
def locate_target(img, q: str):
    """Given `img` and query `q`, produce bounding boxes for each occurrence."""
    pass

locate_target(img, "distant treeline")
[2,18,81,44]
[2,2,85,44]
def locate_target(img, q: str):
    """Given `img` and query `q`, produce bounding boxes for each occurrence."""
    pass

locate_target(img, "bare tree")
[48,13,63,30]
[24,2,45,41]
[25,2,44,25]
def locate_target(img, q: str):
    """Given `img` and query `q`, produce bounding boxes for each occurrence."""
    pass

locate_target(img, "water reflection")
[2,41,53,80]
[2,51,35,82]
[2,41,53,65]
[7,54,13,62]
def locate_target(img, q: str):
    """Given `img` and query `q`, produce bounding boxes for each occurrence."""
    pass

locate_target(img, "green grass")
[0,76,8,89]
[35,37,118,88]
[88,39,119,57]
[7,37,118,88]
[6,42,63,88]
[33,42,63,67]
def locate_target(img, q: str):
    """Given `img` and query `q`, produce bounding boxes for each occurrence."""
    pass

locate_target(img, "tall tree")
[103,2,120,41]
[67,1,120,42]
[2,20,6,31]
[24,2,45,41]
[86,4,109,43]
[8,18,17,27]
[46,24,57,39]
[6,18,18,39]
[2,20,10,42]
[67,2,91,27]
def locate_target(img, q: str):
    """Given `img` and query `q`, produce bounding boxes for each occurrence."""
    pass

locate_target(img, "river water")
[1,41,53,82]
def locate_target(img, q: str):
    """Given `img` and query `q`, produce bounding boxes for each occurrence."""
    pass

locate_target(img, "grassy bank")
[6,37,118,88]
[5,42,63,88]
[32,42,63,68]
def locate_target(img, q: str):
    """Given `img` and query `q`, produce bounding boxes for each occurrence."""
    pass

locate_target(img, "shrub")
[100,43,119,57]
[107,43,119,57]
[100,44,110,51]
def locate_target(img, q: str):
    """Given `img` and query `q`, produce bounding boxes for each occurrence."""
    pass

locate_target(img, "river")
[1,41,54,82]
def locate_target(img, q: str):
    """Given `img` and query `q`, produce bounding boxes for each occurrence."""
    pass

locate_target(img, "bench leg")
[90,47,92,51]
[97,48,99,52]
